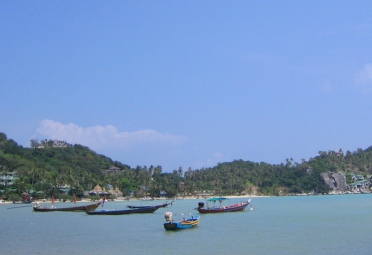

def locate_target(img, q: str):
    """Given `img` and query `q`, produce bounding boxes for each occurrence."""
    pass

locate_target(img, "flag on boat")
[52,196,55,206]
[73,195,77,204]
[101,196,106,207]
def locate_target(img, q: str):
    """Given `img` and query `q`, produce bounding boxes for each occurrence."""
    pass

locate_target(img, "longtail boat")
[85,205,160,215]
[196,197,251,214]
[163,212,200,230]
[33,202,101,212]
[126,200,173,209]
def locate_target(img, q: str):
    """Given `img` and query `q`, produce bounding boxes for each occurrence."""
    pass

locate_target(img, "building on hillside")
[160,190,167,197]
[0,171,19,186]
[102,166,122,175]
[21,192,31,201]
[57,184,71,194]
[31,139,70,148]
[89,185,103,195]
[89,185,110,197]
[349,174,370,192]
[350,173,365,182]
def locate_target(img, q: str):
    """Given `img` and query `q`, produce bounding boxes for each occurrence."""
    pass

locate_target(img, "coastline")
[0,195,268,205]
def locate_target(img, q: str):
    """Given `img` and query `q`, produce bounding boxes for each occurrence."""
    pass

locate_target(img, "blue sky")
[1,1,371,172]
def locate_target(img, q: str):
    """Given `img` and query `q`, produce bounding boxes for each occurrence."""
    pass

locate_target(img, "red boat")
[196,197,251,214]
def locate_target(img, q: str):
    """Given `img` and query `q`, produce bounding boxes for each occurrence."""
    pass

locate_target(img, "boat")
[126,200,173,209]
[196,197,251,214]
[33,202,101,212]
[163,212,200,230]
[85,205,160,215]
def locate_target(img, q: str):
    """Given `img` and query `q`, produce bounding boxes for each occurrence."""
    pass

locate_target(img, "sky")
[1,1,371,172]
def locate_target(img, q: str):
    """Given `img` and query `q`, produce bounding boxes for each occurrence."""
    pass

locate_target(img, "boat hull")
[85,206,159,215]
[197,202,249,214]
[127,201,173,209]
[33,202,101,212]
[163,216,200,230]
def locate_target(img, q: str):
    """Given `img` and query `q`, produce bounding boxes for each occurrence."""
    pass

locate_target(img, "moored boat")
[163,212,200,230]
[33,202,101,212]
[126,200,173,209]
[196,197,252,214]
[85,205,160,215]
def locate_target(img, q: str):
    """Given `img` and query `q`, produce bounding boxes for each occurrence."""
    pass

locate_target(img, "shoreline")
[0,195,268,205]
[2,192,369,205]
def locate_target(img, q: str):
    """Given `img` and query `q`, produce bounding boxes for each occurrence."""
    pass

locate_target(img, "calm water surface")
[1,194,371,255]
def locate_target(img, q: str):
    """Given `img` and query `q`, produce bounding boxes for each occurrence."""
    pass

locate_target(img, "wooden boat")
[33,202,101,212]
[126,200,173,209]
[196,197,251,214]
[85,205,160,215]
[163,212,200,230]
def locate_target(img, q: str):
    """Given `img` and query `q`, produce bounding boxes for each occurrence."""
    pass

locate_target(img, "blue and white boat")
[163,212,200,230]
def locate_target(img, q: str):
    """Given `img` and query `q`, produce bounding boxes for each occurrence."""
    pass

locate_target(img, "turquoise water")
[1,195,371,255]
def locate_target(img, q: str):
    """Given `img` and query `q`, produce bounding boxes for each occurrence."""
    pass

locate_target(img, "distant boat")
[163,212,200,230]
[85,205,160,215]
[196,197,251,214]
[33,202,101,212]
[126,200,173,209]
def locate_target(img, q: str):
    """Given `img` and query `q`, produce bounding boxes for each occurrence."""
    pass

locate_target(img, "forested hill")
[197,147,372,196]
[0,132,131,198]
[0,132,371,200]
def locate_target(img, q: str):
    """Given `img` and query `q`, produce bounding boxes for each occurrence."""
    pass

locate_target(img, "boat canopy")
[207,197,228,202]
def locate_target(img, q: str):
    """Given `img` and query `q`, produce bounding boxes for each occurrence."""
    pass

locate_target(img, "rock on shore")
[320,171,348,192]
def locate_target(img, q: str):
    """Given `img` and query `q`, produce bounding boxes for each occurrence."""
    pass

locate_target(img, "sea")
[1,194,371,255]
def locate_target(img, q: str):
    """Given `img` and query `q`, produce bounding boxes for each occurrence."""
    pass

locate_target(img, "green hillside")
[1,132,371,201]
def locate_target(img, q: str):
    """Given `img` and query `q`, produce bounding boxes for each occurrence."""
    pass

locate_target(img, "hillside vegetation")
[1,132,371,201]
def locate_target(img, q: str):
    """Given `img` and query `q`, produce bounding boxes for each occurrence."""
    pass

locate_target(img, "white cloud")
[355,64,372,93]
[36,119,187,150]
